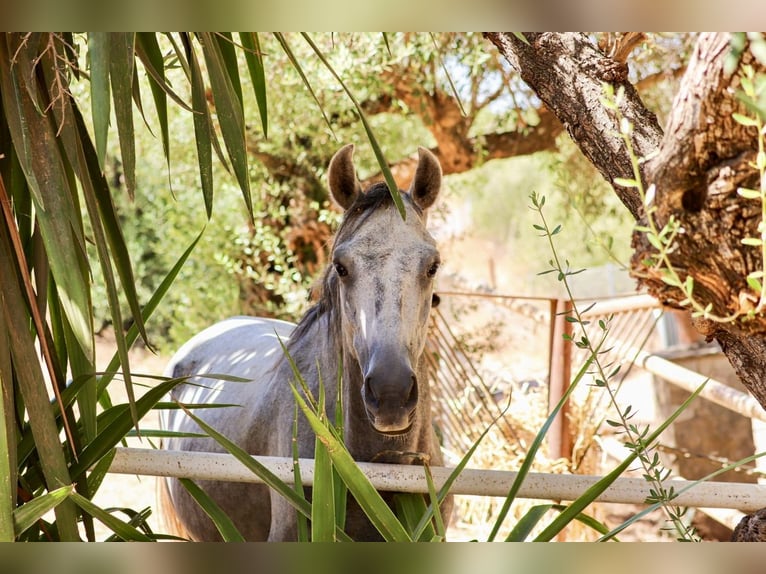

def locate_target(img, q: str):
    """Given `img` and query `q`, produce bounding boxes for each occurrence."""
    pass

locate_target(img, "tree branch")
[484,32,664,220]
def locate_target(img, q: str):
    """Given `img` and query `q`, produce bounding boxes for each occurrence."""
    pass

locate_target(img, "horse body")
[159,145,451,541]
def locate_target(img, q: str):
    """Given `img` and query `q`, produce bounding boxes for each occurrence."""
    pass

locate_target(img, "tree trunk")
[486,32,766,411]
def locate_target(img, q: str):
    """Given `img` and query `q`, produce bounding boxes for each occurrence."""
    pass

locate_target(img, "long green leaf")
[534,380,708,542]
[506,504,553,542]
[0,219,80,540]
[198,32,252,216]
[273,33,333,135]
[291,404,309,541]
[290,385,411,542]
[311,371,335,542]
[135,33,170,163]
[70,492,153,541]
[0,336,14,541]
[12,485,75,538]
[411,398,510,541]
[301,33,406,219]
[181,35,215,219]
[178,478,245,542]
[69,106,138,427]
[69,378,182,478]
[109,33,136,198]
[99,229,204,396]
[239,32,268,137]
[214,33,243,111]
[88,32,110,171]
[0,34,93,362]
[176,404,355,539]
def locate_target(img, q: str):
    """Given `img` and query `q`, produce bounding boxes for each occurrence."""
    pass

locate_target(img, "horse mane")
[288,182,420,350]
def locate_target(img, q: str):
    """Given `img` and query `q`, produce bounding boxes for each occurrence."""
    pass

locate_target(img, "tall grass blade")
[12,485,74,538]
[290,385,411,542]
[178,478,245,542]
[109,33,137,198]
[70,492,152,541]
[87,32,110,170]
[198,32,252,217]
[239,32,268,137]
[534,380,708,541]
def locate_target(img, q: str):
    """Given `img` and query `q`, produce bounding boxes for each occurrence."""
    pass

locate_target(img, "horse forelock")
[288,183,419,350]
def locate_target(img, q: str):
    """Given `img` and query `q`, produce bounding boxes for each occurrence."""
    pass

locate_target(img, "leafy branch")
[531,191,700,541]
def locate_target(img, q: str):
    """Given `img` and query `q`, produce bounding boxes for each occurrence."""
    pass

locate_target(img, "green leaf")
[174,404,357,540]
[0,37,93,362]
[135,33,170,163]
[239,32,268,137]
[273,33,333,135]
[69,377,183,478]
[98,229,204,395]
[88,33,110,171]
[198,32,252,216]
[13,485,75,538]
[488,335,603,541]
[732,112,759,127]
[290,384,411,541]
[614,177,638,188]
[747,275,763,292]
[742,237,763,247]
[109,33,136,198]
[0,203,80,541]
[214,33,243,110]
[312,429,336,541]
[506,504,552,541]
[737,187,762,199]
[70,492,153,541]
[178,478,245,541]
[182,34,215,219]
[535,380,708,541]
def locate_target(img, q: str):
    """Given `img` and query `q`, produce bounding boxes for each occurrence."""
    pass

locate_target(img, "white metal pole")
[110,447,766,512]
[628,346,766,423]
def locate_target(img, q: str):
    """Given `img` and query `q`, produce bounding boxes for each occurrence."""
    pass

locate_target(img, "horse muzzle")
[362,359,419,435]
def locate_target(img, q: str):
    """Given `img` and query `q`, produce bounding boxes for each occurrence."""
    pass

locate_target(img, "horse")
[157,144,452,541]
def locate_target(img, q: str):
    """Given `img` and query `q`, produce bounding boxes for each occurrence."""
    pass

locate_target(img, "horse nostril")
[405,375,418,410]
[364,376,380,409]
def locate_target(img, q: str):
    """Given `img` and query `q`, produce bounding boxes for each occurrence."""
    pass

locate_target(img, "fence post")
[548,298,573,462]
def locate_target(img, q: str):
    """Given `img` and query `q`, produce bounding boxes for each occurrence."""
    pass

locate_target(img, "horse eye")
[426,262,440,278]
[334,262,348,277]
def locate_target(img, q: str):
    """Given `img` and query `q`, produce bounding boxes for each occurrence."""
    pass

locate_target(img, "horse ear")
[328,144,362,211]
[408,147,441,210]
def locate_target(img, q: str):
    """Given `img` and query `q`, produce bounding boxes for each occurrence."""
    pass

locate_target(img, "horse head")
[327,144,442,435]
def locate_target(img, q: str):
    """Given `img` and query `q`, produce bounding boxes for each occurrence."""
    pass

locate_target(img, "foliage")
[0,31,722,542]
[0,31,408,541]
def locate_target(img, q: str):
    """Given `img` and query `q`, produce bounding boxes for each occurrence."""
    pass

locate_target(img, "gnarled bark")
[486,32,766,411]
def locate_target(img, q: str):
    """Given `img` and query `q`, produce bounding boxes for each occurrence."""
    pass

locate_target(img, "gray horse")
[158,144,452,541]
